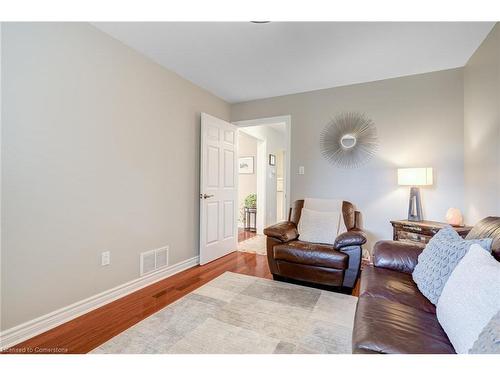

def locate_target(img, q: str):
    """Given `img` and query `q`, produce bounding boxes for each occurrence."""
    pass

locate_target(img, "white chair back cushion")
[304,198,342,212]
[304,198,347,234]
[298,208,340,245]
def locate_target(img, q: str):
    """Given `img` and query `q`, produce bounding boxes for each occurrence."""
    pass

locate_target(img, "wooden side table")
[390,220,472,245]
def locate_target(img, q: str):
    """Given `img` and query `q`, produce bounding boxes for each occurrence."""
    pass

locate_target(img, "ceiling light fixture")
[250,21,271,24]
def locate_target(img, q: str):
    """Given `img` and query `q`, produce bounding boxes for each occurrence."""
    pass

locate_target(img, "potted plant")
[244,193,257,209]
[242,193,257,232]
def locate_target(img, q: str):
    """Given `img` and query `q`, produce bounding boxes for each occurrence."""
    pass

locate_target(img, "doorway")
[234,116,291,255]
[237,130,260,244]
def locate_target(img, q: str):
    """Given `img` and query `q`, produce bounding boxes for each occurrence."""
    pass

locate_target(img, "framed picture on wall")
[269,154,276,166]
[239,156,254,174]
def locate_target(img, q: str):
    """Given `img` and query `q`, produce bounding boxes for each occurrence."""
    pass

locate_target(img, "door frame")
[233,115,291,233]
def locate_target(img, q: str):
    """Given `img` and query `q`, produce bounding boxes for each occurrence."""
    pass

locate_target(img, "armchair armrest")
[334,229,367,249]
[373,240,425,274]
[263,221,299,242]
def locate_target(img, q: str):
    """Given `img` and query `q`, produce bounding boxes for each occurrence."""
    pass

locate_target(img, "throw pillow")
[303,198,347,235]
[298,208,340,245]
[469,310,500,354]
[412,226,492,305]
[436,244,500,354]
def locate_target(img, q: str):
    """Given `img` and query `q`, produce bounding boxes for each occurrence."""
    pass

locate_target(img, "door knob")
[200,194,214,199]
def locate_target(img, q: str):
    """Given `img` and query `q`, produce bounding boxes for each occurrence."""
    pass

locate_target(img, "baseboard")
[0,255,200,350]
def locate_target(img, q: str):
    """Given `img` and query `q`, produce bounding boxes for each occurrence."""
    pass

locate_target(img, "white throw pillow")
[298,208,340,245]
[304,198,343,212]
[436,244,500,354]
[303,198,347,234]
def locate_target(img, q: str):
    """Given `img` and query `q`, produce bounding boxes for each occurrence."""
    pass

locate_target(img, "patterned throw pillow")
[469,310,500,354]
[412,226,492,305]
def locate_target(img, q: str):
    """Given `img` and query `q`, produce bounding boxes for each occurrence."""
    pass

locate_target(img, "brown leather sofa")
[263,200,367,290]
[352,216,500,354]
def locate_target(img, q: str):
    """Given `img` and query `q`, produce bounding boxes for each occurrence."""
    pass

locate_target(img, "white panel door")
[200,113,238,265]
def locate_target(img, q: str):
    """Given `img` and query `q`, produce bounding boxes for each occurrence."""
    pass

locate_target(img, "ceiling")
[93,22,494,103]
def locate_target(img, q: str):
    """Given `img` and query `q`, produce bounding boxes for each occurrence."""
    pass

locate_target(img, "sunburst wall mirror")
[320,112,379,168]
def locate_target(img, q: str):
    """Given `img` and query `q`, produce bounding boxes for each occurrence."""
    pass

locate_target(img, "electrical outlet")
[298,166,305,175]
[101,251,110,266]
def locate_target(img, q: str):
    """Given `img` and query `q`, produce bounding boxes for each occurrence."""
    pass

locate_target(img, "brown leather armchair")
[264,200,366,290]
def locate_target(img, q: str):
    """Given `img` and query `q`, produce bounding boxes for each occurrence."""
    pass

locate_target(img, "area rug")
[237,234,266,255]
[91,272,357,354]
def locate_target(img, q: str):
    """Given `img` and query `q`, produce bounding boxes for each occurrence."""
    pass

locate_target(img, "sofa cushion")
[469,310,500,354]
[273,240,348,269]
[352,295,455,354]
[412,226,492,305]
[466,216,500,261]
[360,266,435,314]
[436,244,500,354]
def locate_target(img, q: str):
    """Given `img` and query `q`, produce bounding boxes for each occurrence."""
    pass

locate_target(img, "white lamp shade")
[397,168,433,186]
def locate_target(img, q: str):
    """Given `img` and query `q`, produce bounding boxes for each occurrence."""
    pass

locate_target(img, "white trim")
[0,256,200,350]
[255,138,267,234]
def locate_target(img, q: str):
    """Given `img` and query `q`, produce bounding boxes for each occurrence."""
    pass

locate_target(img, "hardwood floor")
[5,250,360,354]
[5,251,271,354]
[238,228,258,242]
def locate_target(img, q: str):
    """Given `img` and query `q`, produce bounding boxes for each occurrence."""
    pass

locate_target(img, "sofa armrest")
[334,229,367,249]
[373,240,425,274]
[263,221,299,242]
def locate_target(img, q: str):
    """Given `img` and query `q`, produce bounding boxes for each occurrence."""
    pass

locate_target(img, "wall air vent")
[140,246,169,276]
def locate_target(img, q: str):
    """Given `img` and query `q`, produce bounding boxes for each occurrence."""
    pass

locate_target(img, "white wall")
[232,69,465,249]
[464,24,500,224]
[1,23,230,330]
[237,132,258,225]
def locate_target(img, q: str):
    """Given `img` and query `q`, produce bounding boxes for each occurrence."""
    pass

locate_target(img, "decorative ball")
[445,208,463,226]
